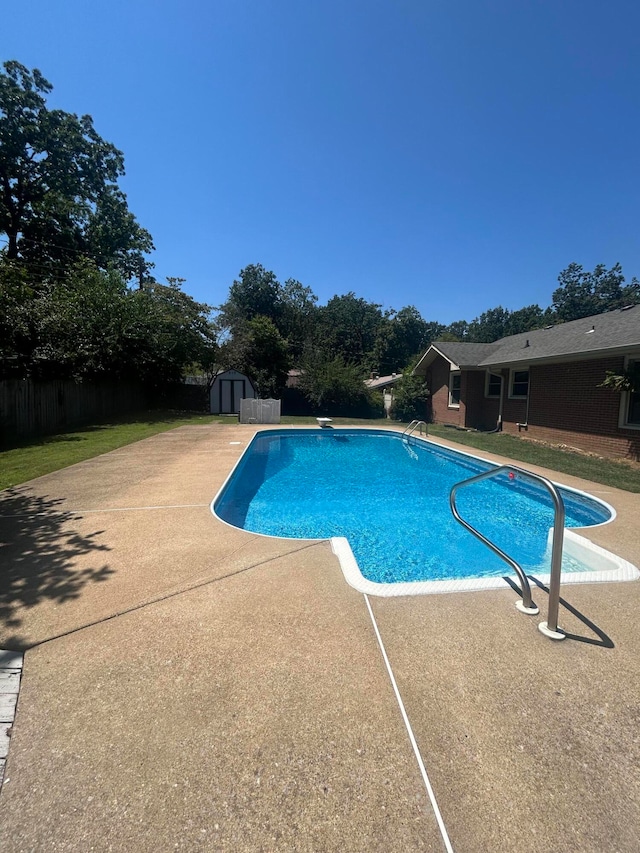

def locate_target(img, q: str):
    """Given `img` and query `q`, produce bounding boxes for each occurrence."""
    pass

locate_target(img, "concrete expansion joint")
[0,648,24,791]
[7,539,323,661]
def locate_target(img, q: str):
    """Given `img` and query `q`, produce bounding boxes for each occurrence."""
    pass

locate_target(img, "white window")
[485,372,502,398]
[620,358,640,429]
[627,390,640,426]
[449,372,461,407]
[509,369,529,399]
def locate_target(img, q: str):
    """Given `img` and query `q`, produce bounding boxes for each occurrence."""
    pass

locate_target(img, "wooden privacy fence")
[0,379,144,442]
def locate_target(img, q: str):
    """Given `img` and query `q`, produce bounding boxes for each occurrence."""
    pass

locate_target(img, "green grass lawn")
[427,424,640,493]
[2,410,639,493]
[0,410,226,490]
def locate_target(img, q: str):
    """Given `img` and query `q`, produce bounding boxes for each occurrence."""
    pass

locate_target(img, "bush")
[389,373,431,422]
[297,354,381,417]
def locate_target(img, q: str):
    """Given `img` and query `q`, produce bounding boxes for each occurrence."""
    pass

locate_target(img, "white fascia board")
[412,345,460,375]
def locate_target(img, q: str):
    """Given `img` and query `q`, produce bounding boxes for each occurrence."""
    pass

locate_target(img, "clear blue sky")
[3,0,640,324]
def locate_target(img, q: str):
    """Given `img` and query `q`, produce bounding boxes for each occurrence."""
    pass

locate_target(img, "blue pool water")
[214,429,612,584]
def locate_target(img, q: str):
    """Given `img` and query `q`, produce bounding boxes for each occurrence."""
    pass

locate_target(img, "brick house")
[413,305,640,461]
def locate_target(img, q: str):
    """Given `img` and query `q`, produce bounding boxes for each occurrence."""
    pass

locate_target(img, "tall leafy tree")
[506,304,549,335]
[0,60,153,279]
[220,315,291,397]
[373,306,442,373]
[218,264,283,330]
[278,277,318,360]
[466,305,550,343]
[467,307,511,342]
[126,278,217,385]
[315,292,384,364]
[441,320,469,341]
[552,262,640,321]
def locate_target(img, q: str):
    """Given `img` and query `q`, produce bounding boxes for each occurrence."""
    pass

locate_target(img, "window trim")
[509,368,529,399]
[485,371,502,399]
[448,371,461,408]
[618,355,640,431]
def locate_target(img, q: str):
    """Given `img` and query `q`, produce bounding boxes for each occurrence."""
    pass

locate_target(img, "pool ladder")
[402,420,428,440]
[449,464,566,640]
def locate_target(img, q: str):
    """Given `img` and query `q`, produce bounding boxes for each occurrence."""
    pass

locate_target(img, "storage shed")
[210,369,257,414]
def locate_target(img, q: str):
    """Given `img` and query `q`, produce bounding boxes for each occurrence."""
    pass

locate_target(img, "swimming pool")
[213,428,639,595]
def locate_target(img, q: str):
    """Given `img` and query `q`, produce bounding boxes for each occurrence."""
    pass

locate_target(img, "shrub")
[298,354,380,417]
[390,373,431,422]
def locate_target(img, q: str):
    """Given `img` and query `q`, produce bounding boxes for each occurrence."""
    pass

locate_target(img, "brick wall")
[427,357,640,460]
[428,358,464,426]
[463,371,501,430]
[502,390,527,430]
[501,357,640,461]
[430,359,501,430]
[427,353,640,460]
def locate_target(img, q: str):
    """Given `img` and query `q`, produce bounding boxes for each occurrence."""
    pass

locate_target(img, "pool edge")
[331,532,640,598]
[210,427,639,596]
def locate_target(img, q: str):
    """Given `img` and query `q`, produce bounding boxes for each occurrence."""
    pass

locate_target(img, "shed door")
[220,379,245,413]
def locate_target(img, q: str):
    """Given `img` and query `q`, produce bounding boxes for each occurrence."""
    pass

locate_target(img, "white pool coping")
[331,530,640,598]
[212,427,640,597]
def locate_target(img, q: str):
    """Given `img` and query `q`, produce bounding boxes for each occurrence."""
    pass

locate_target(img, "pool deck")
[1,423,639,852]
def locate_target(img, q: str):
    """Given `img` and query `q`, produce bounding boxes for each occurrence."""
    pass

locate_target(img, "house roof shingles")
[415,305,640,373]
[426,342,499,369]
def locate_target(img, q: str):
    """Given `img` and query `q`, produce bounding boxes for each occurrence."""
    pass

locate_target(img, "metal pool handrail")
[402,420,428,440]
[449,464,567,637]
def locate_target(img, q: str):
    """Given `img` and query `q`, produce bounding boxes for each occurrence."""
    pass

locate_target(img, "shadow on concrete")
[24,540,320,653]
[0,488,114,650]
[504,575,615,648]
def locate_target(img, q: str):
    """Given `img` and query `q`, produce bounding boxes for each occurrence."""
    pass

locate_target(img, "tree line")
[214,260,640,414]
[2,60,639,416]
[0,60,215,388]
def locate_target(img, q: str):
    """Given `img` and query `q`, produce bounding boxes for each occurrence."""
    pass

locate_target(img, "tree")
[220,315,291,397]
[372,306,440,374]
[218,264,283,331]
[278,278,318,360]
[389,371,431,422]
[0,60,153,280]
[298,352,377,416]
[467,307,511,343]
[0,261,34,377]
[0,260,217,384]
[315,292,384,364]
[440,320,469,341]
[506,304,549,335]
[33,261,130,379]
[83,187,154,282]
[126,278,217,386]
[466,304,549,342]
[552,263,640,321]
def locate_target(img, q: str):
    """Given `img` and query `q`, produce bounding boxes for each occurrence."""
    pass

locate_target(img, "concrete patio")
[1,423,639,852]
